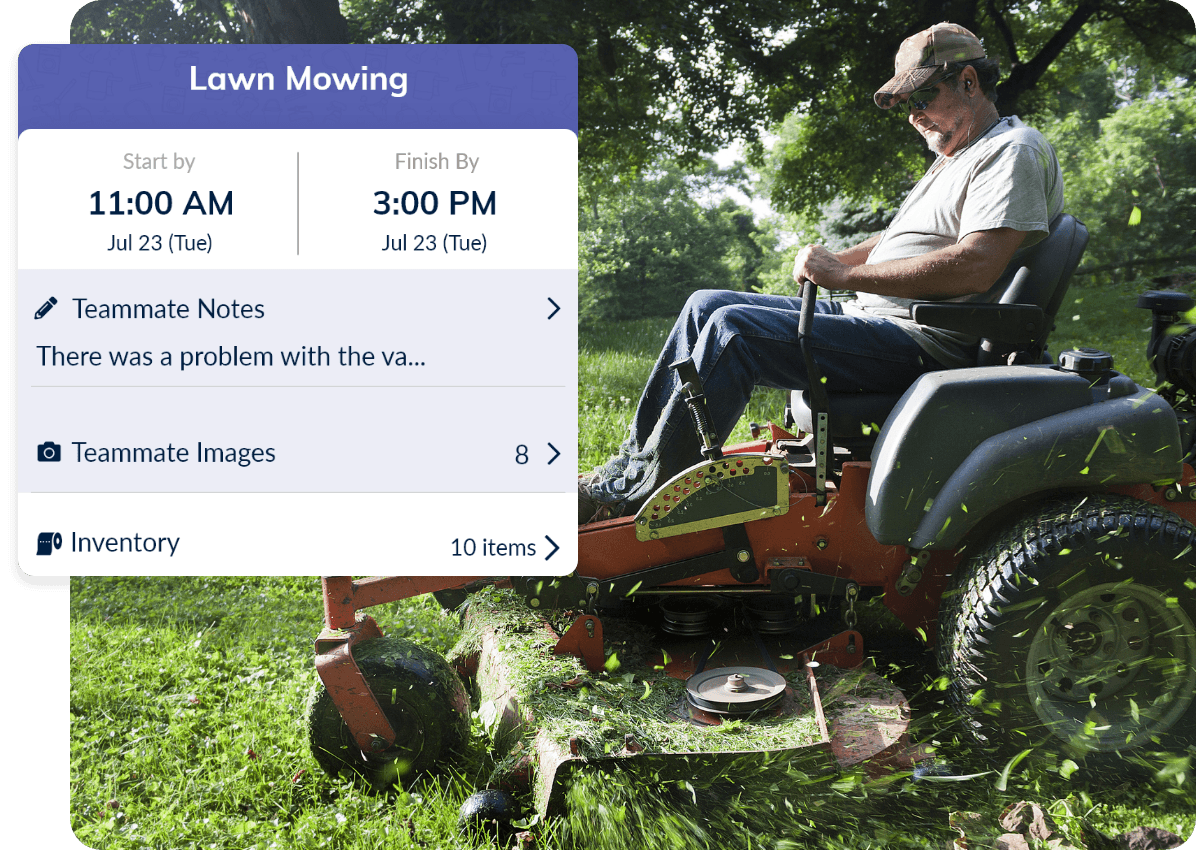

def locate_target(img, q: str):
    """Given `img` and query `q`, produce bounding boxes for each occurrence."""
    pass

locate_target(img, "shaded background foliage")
[1043,84,1196,281]
[578,161,775,322]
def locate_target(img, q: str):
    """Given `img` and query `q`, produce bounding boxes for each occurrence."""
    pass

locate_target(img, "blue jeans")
[588,290,946,510]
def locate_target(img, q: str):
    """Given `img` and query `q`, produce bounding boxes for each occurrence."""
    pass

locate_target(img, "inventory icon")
[37,532,63,556]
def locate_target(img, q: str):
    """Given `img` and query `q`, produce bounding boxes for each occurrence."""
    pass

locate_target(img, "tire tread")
[937,495,1196,754]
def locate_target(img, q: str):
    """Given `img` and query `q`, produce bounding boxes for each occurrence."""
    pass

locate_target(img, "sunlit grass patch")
[1051,275,1196,387]
[69,577,484,850]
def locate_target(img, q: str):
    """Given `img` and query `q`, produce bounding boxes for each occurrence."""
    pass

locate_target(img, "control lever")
[798,279,829,505]
[671,357,723,460]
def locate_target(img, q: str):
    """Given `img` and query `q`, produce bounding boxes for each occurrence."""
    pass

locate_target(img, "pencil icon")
[34,297,57,319]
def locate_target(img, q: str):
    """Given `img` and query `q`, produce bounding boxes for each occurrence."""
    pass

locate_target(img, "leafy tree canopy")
[72,0,239,44]
[73,0,1195,206]
[73,1,1196,288]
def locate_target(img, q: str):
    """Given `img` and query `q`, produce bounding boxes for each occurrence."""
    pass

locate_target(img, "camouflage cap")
[874,22,985,109]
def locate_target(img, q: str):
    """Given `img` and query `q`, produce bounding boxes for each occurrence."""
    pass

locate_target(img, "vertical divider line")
[296,152,300,255]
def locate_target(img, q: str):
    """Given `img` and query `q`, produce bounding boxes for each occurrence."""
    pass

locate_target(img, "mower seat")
[786,214,1089,453]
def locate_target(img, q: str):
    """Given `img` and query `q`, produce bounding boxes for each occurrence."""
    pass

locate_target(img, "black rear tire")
[306,635,471,788]
[938,495,1196,773]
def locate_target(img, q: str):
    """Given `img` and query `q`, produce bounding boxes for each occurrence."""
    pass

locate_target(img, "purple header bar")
[18,44,578,134]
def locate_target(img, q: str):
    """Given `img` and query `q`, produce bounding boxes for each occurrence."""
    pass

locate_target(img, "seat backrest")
[786,214,1089,448]
[976,213,1089,365]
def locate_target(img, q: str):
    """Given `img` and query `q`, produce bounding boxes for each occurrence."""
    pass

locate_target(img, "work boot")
[578,444,652,524]
[578,479,626,524]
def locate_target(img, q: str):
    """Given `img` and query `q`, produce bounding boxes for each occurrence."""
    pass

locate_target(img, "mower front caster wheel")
[458,789,523,839]
[306,635,470,788]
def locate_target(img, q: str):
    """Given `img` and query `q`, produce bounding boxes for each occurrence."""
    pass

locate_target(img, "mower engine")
[1140,290,1196,461]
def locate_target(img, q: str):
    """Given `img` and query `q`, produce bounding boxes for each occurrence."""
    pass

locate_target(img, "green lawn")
[72,278,1196,849]
[69,575,1195,850]
[70,577,482,850]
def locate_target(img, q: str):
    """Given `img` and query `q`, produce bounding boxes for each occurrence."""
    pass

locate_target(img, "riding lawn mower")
[305,215,1196,825]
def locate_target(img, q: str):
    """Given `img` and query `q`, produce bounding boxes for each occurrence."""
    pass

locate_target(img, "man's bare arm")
[833,232,884,266]
[795,227,1028,300]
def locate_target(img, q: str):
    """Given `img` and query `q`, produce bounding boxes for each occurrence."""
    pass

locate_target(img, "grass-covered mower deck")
[310,577,917,821]
[461,586,917,815]
[307,219,1196,826]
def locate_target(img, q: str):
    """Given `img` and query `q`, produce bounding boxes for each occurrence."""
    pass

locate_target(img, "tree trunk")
[235,0,349,44]
[995,0,1102,115]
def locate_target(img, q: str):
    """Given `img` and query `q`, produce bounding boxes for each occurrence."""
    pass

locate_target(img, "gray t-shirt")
[844,116,1064,367]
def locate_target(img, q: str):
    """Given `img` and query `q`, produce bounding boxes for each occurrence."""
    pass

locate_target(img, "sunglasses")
[895,72,957,115]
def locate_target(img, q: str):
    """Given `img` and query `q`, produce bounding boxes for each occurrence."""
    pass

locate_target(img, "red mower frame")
[314,428,1196,759]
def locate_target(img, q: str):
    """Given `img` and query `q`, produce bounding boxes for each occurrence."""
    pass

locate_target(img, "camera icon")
[38,441,62,462]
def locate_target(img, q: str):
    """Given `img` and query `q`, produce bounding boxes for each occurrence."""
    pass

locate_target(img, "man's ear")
[960,66,979,96]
